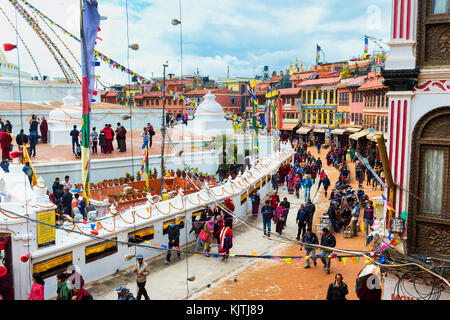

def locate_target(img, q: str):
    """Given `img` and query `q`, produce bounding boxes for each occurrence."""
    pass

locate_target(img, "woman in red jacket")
[27,273,45,300]
[219,220,233,262]
[103,125,113,154]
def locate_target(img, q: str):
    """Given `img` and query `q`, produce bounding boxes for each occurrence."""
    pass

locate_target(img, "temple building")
[379,0,450,300]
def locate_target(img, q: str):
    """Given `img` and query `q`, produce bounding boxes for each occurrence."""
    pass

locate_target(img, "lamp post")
[160,62,168,196]
[172,0,183,114]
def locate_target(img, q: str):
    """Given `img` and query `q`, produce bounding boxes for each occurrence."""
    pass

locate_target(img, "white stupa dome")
[47,90,82,145]
[48,90,82,123]
[185,91,233,137]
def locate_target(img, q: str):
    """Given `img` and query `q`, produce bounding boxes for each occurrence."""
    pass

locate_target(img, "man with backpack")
[302,175,313,202]
[147,123,155,148]
[351,202,360,237]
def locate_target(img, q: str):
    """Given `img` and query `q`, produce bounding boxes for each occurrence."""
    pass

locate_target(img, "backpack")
[295,180,301,189]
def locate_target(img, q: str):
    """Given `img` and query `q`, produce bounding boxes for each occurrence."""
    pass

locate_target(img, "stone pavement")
[85,169,321,300]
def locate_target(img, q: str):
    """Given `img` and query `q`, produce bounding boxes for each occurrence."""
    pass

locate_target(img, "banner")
[37,210,56,248]
[81,0,100,206]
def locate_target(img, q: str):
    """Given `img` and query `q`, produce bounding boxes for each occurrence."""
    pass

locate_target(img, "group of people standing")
[188,199,235,262]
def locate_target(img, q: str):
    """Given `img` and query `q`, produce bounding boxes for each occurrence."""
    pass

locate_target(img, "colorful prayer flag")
[80,0,100,206]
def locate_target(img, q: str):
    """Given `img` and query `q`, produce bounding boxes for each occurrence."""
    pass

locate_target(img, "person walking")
[274,204,287,235]
[305,199,316,231]
[250,190,260,217]
[40,116,48,144]
[70,125,80,155]
[27,273,45,300]
[326,273,349,300]
[271,172,279,191]
[327,202,340,234]
[90,127,98,154]
[133,254,150,300]
[302,228,319,269]
[218,220,233,262]
[351,202,360,237]
[189,216,205,252]
[302,175,313,202]
[363,200,375,237]
[116,286,136,300]
[56,273,73,300]
[320,228,336,275]
[202,216,215,252]
[279,197,291,226]
[296,204,309,240]
[165,221,180,264]
[140,127,149,150]
[293,174,302,198]
[322,174,331,197]
[261,200,273,237]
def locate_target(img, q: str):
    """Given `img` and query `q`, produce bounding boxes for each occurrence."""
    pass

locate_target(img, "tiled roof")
[185,89,210,96]
[278,88,301,96]
[297,77,340,87]
[105,91,118,97]
[348,60,371,70]
[358,74,387,91]
[336,76,367,88]
[289,72,314,81]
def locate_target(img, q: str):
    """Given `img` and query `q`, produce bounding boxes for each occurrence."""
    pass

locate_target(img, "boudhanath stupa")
[170,91,234,140]
[47,90,82,146]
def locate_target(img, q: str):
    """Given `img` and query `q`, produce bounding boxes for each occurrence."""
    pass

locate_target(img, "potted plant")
[119,177,125,185]
[103,179,108,188]
[153,168,157,179]
[114,178,119,186]
[176,169,182,178]
[181,170,186,178]
[107,194,114,204]
[90,183,94,190]
[126,192,133,200]
[108,179,113,187]
[130,175,135,182]
[97,182,102,189]
[114,193,121,202]
[137,190,143,198]
[136,171,142,182]
[132,192,138,200]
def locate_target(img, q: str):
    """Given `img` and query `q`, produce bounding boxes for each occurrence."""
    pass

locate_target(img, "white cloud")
[0,0,391,86]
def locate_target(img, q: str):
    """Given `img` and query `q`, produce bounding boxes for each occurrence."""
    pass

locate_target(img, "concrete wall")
[0,144,293,299]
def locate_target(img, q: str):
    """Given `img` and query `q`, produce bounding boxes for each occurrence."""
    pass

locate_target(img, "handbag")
[199,229,209,242]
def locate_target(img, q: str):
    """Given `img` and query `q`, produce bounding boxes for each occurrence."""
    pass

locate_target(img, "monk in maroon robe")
[40,117,48,143]
[103,125,113,153]
[0,131,12,160]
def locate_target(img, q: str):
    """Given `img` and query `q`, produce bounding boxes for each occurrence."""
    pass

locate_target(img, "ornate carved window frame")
[417,0,450,67]
[407,106,450,259]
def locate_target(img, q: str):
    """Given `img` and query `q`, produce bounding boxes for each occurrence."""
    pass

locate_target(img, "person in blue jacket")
[302,175,313,202]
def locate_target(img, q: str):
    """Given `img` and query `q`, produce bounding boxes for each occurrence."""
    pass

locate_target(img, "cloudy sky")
[0,0,391,85]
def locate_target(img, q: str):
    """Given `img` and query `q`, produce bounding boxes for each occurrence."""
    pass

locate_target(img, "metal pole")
[160,63,168,195]
[179,0,183,115]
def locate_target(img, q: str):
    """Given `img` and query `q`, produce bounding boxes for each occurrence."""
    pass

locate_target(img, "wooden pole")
[376,134,396,223]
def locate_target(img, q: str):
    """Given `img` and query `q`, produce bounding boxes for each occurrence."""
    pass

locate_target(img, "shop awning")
[345,127,363,133]
[349,129,371,141]
[297,127,313,135]
[313,128,327,134]
[330,128,347,135]
[366,132,387,142]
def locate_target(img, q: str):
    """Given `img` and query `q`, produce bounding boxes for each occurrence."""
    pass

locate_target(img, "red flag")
[3,43,17,51]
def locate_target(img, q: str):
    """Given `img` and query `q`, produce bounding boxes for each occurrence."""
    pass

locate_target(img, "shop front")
[296,126,313,143]
[349,129,371,155]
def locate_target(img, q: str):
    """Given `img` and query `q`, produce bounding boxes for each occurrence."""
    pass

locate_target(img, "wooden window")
[33,252,73,280]
[156,99,159,106]
[417,0,450,66]
[85,238,118,264]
